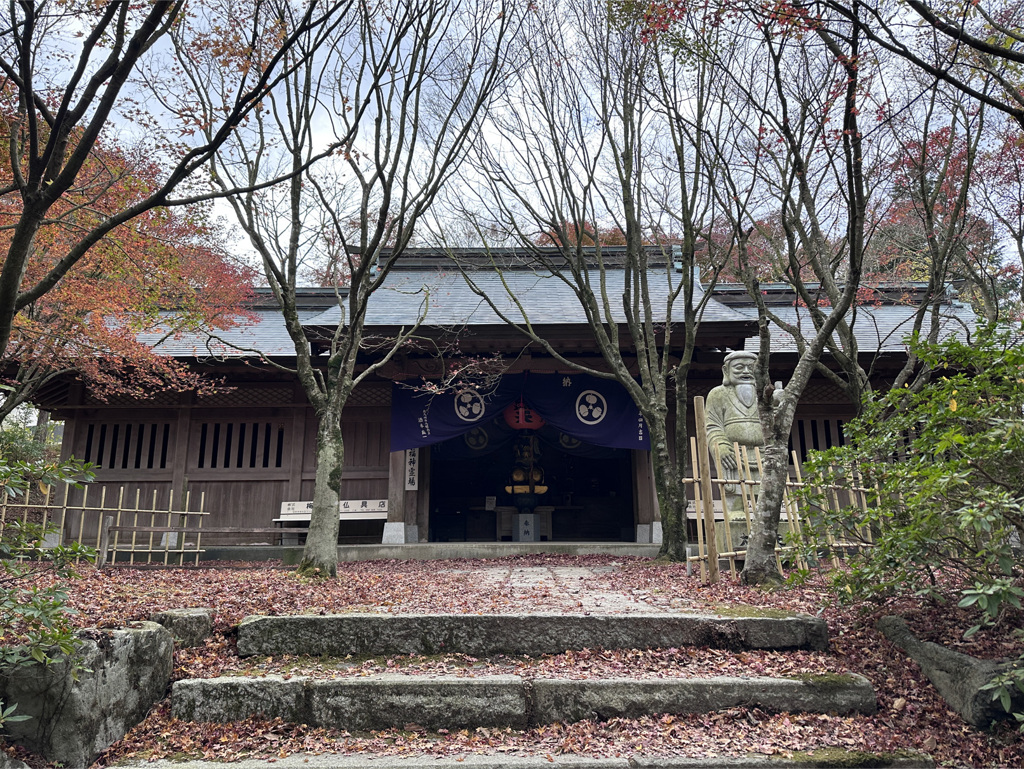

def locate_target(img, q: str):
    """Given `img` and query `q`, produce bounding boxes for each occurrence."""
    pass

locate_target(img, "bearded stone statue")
[704,351,765,518]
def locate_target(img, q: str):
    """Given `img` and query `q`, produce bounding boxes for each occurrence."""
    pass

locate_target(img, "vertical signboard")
[405,448,419,490]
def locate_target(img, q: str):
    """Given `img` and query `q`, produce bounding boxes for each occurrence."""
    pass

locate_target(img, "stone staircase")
[172,610,878,733]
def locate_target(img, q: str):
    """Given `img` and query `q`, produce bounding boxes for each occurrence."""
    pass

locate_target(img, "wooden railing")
[0,484,210,566]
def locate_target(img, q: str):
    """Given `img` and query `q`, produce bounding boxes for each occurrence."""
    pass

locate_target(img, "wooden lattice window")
[82,422,171,470]
[194,421,286,469]
[789,417,846,464]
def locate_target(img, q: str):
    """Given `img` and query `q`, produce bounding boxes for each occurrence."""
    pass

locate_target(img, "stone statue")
[704,351,765,517]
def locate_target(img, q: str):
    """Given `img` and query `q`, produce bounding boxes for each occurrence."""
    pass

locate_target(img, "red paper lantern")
[503,399,545,430]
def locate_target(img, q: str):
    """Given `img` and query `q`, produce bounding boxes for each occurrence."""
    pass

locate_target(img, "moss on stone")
[788,672,861,687]
[782,747,919,767]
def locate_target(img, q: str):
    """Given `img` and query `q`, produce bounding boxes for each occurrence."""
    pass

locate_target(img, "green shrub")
[0,458,95,731]
[794,323,1024,725]
[796,323,1023,605]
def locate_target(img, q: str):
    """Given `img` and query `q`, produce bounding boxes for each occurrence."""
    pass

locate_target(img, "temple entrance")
[427,426,635,542]
[390,371,651,543]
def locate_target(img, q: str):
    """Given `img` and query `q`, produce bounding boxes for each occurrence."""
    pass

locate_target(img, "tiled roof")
[303,267,750,328]
[138,309,325,358]
[731,303,976,354]
[135,265,974,360]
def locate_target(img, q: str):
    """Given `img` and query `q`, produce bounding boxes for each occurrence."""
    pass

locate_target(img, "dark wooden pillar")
[287,406,307,501]
[384,450,416,543]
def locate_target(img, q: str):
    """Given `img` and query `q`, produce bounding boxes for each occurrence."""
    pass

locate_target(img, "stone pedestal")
[636,522,664,544]
[651,521,662,544]
[513,514,537,542]
[381,522,419,544]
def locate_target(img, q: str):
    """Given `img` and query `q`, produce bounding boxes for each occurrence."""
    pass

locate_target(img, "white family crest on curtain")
[391,373,649,451]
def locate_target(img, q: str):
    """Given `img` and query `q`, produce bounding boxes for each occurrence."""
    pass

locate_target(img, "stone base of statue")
[513,513,538,542]
[714,519,750,553]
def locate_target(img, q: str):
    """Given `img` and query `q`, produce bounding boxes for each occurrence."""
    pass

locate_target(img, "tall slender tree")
[448,0,735,560]
[689,4,872,582]
[195,0,519,576]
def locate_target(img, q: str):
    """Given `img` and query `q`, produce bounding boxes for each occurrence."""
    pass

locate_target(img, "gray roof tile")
[139,309,323,358]
[732,303,976,354]
[304,268,751,327]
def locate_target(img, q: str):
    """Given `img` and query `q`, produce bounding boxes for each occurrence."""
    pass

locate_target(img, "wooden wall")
[57,374,857,545]
[60,383,392,544]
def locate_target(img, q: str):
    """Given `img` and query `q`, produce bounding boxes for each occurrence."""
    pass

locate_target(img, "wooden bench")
[273,500,389,544]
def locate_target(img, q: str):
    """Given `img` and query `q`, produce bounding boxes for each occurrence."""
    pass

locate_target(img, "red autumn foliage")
[0,125,254,414]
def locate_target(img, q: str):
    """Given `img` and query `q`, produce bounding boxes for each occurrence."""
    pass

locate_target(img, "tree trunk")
[740,442,787,585]
[296,406,344,578]
[651,422,688,562]
[33,410,51,444]
[877,615,1021,728]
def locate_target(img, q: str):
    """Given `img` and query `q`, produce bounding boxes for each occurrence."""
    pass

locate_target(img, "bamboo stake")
[76,486,93,564]
[194,491,206,566]
[146,489,161,565]
[852,465,874,546]
[718,441,747,578]
[40,483,51,551]
[110,489,133,566]
[825,464,844,568]
[692,398,719,583]
[95,487,112,556]
[97,516,113,568]
[163,491,174,567]
[788,451,808,570]
[689,437,707,583]
[116,487,128,564]
[57,484,69,552]
[128,491,146,566]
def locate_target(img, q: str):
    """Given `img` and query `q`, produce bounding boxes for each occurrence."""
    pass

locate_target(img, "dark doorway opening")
[428,424,634,542]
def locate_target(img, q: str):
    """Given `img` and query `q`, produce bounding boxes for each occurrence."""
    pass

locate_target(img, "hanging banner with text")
[390,373,649,451]
[404,448,419,490]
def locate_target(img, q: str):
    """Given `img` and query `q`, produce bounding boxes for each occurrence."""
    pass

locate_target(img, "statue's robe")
[704,385,764,507]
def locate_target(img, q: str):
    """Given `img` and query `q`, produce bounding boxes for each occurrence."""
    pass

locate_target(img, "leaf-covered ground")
[5,554,1023,767]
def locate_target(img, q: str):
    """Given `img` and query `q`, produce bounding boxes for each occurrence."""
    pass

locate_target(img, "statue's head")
[722,351,757,386]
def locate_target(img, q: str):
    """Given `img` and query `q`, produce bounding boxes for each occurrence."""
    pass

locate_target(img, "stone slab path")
[466,565,670,614]
[173,672,877,730]
[151,561,921,767]
[235,611,829,657]
[173,607,865,736]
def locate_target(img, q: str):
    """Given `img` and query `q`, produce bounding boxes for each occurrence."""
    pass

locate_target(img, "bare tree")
[971,114,1024,318]
[446,0,734,561]
[195,0,517,576]
[698,6,872,583]
[810,0,1024,130]
[870,80,996,384]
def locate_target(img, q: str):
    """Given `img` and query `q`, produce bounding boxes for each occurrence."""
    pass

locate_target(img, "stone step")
[236,611,828,658]
[111,753,935,769]
[171,673,876,731]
